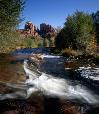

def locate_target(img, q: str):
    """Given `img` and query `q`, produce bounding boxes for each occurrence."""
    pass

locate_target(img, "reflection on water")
[0,54,26,83]
[0,54,26,95]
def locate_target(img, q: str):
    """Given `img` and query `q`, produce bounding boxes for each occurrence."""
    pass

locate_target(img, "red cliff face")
[18,21,38,37]
[18,22,56,38]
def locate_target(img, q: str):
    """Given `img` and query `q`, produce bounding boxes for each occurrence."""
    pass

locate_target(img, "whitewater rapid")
[0,54,99,106]
[24,55,99,105]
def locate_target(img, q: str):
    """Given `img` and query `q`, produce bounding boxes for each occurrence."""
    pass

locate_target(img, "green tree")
[0,0,24,52]
[43,38,49,47]
[92,10,99,44]
[55,11,96,53]
[0,0,24,29]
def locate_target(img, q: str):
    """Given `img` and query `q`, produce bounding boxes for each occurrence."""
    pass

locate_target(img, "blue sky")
[19,0,99,29]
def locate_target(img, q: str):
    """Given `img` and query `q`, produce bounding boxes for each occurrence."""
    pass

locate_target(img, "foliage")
[0,0,24,30]
[55,11,96,53]
[0,0,24,53]
[0,32,22,53]
[43,37,55,47]
[56,26,62,33]
[92,10,99,44]
[49,37,55,47]
[43,38,49,47]
[55,28,69,50]
[23,37,43,48]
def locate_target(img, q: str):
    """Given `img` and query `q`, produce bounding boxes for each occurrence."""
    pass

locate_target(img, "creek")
[0,48,99,114]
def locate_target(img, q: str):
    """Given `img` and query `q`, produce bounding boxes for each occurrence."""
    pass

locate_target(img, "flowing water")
[0,48,99,113]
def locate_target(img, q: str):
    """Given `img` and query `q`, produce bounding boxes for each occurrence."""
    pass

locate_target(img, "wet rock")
[85,107,99,114]
[30,54,44,61]
[30,54,66,75]
[27,93,45,114]
[0,84,19,94]
[0,97,98,114]
[2,110,19,114]
[0,99,44,114]
[64,61,79,70]
[0,54,26,94]
[44,97,83,114]
[59,101,81,114]
[0,55,26,84]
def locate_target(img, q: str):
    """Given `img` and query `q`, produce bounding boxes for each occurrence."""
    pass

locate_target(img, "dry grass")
[61,48,82,57]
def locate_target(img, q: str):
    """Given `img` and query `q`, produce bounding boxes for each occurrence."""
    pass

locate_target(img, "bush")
[23,37,43,48]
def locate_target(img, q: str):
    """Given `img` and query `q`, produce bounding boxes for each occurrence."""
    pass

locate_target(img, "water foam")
[24,60,99,105]
[0,55,99,105]
[78,67,99,81]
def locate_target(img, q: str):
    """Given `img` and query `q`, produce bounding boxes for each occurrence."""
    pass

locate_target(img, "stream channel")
[0,48,99,114]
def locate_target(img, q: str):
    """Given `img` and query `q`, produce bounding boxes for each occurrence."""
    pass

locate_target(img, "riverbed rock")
[0,54,26,94]
[2,111,19,114]
[44,97,83,114]
[0,54,26,83]
[0,98,84,114]
[30,54,66,75]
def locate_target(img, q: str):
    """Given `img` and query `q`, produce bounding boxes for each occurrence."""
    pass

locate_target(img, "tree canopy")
[0,0,24,31]
[55,11,95,53]
[0,0,24,52]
